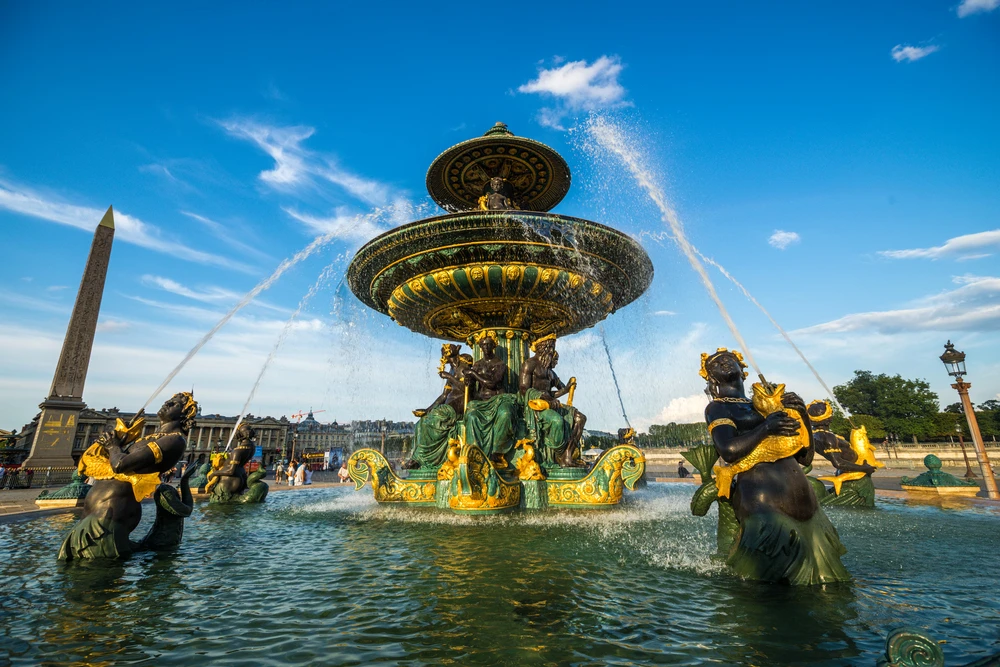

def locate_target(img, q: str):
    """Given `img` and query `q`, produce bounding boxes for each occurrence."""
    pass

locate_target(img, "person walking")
[275,461,284,486]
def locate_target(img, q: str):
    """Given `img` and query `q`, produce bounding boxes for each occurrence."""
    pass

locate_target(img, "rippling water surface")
[2,484,998,666]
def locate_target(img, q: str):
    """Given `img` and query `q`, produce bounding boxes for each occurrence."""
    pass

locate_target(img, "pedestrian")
[338,463,349,484]
[275,461,284,486]
[677,460,690,479]
[294,460,306,486]
[288,460,298,486]
[305,465,313,485]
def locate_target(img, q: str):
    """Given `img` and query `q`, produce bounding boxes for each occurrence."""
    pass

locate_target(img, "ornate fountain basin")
[347,210,653,342]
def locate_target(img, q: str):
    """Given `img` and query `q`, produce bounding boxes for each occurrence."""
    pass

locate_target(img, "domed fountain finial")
[484,122,513,137]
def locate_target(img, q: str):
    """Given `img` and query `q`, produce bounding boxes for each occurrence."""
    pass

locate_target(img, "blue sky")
[1,1,998,431]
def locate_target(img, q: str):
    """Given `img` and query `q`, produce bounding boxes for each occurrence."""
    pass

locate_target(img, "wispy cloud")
[768,230,800,249]
[218,118,398,207]
[957,0,999,17]
[138,163,197,192]
[140,275,289,314]
[795,275,1000,334]
[653,310,677,316]
[45,285,69,292]
[0,179,255,273]
[180,211,272,261]
[879,229,1000,261]
[518,56,629,130]
[891,44,940,63]
[281,201,424,245]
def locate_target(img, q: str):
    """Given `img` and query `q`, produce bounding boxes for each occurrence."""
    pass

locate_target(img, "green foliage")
[943,402,963,414]
[644,422,709,448]
[833,370,939,439]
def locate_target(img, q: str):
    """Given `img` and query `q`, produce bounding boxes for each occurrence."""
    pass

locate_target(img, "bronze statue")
[462,331,520,464]
[478,176,519,211]
[58,392,198,560]
[701,348,850,584]
[205,421,268,503]
[807,400,880,508]
[519,334,585,468]
[406,344,472,470]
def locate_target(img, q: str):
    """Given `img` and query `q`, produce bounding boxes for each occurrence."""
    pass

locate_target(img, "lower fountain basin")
[2,484,998,665]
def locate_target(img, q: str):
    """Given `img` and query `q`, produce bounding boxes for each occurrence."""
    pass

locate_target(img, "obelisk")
[23,206,115,469]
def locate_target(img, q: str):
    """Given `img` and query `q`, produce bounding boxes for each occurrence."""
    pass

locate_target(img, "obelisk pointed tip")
[99,205,115,230]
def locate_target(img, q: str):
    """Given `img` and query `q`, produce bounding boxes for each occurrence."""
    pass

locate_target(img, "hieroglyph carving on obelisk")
[23,206,115,469]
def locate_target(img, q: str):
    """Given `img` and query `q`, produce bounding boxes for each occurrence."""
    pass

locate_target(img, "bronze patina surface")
[425,122,571,212]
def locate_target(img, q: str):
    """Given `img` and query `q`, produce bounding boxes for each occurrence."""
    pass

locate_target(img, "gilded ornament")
[546,445,645,506]
[707,418,737,434]
[712,383,809,499]
[699,347,749,381]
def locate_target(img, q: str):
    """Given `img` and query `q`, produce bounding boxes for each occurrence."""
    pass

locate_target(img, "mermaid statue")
[519,334,585,468]
[701,348,850,584]
[462,331,521,465]
[807,400,882,508]
[58,392,199,561]
[205,421,269,504]
[404,344,472,470]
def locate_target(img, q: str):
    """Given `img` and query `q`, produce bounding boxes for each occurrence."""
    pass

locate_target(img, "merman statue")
[405,344,472,470]
[701,348,850,584]
[462,330,521,465]
[205,421,268,504]
[807,400,882,508]
[58,392,198,561]
[519,334,586,468]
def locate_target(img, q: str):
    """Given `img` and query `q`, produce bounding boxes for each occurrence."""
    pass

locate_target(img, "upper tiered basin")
[347,210,653,342]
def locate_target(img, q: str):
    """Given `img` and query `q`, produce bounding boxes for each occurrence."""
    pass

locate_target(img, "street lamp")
[954,421,976,480]
[940,341,998,499]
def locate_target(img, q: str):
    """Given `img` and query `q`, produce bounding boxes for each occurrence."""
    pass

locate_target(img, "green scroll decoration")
[877,628,945,667]
[546,444,645,507]
[347,448,437,505]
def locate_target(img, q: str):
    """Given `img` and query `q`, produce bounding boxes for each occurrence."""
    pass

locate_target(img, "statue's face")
[707,353,743,384]
[480,337,497,357]
[158,393,187,422]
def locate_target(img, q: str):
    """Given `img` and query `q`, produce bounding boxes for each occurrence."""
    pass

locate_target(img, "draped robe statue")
[461,332,520,464]
[407,344,471,470]
[519,335,585,468]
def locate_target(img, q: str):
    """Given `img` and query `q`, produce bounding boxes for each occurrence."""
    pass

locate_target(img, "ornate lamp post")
[940,341,998,499]
[955,422,976,480]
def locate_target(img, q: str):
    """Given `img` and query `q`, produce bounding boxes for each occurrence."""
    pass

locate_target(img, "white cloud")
[653,310,677,316]
[957,0,999,16]
[653,393,709,424]
[891,44,940,63]
[218,118,398,207]
[768,230,800,249]
[45,285,69,292]
[0,180,254,273]
[795,275,1000,334]
[140,275,289,314]
[879,229,1000,261]
[97,318,131,333]
[518,56,629,130]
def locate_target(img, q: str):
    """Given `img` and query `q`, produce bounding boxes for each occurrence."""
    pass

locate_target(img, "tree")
[833,370,939,439]
[647,422,709,447]
[944,402,963,414]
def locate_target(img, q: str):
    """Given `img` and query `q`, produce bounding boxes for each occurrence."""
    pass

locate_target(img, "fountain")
[345,123,650,513]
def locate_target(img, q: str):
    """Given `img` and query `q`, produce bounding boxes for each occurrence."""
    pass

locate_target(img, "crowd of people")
[273,460,313,486]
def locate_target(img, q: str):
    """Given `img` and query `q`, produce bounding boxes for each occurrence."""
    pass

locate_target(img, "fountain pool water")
[2,484,998,665]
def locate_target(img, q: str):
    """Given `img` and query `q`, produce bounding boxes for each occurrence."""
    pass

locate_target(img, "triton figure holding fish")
[701,348,850,584]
